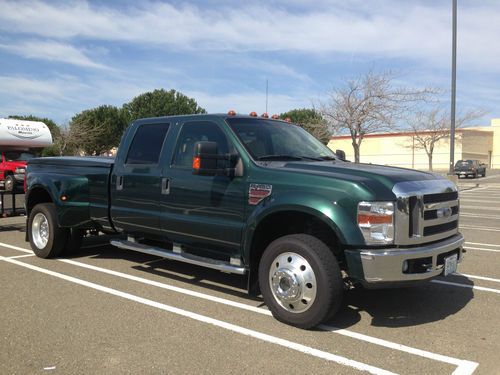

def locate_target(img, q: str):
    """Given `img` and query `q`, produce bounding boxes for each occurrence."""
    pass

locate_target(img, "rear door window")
[126,123,170,165]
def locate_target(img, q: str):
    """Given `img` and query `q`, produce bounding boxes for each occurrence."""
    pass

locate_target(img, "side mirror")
[335,149,346,161]
[192,141,241,177]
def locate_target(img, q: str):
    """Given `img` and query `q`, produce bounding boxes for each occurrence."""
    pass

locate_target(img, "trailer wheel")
[258,234,343,329]
[28,203,68,258]
[4,175,15,191]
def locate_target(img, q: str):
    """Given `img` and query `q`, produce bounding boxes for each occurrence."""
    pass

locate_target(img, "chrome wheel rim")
[32,213,49,249]
[269,252,317,313]
[5,178,13,191]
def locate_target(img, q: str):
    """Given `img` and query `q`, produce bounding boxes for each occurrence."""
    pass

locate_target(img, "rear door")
[111,122,170,235]
[160,120,246,254]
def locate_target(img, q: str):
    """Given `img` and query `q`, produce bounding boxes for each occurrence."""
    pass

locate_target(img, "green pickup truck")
[25,113,464,328]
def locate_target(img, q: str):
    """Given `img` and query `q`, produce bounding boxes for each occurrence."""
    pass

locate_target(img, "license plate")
[460,172,466,175]
[444,254,458,276]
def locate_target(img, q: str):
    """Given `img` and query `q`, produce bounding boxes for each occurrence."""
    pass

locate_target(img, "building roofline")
[330,127,492,140]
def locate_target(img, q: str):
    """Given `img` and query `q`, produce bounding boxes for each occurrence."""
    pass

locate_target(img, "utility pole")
[449,0,457,174]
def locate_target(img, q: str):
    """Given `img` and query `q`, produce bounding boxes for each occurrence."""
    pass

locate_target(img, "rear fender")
[27,173,91,227]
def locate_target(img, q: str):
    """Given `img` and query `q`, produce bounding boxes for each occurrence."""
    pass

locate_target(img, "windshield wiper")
[257,155,305,161]
[318,156,336,161]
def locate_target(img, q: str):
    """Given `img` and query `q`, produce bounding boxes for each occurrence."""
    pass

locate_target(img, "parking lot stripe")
[465,241,500,248]
[431,280,500,294]
[0,255,396,375]
[464,247,500,253]
[460,206,500,211]
[319,326,478,375]
[454,273,500,283]
[0,241,478,374]
[460,213,500,220]
[7,254,35,259]
[460,225,500,232]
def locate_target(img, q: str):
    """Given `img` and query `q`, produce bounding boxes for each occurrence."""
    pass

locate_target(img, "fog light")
[402,260,409,272]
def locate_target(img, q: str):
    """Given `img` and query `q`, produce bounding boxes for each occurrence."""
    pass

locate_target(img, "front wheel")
[28,203,68,258]
[4,175,15,191]
[258,234,343,329]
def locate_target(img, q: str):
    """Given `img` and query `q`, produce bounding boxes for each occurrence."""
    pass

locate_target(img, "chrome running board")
[110,239,246,275]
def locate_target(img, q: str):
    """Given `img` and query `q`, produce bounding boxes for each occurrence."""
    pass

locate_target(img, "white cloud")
[0,1,499,72]
[0,40,110,69]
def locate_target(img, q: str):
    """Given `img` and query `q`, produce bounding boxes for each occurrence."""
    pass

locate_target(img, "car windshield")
[226,118,337,161]
[455,160,473,167]
[4,151,35,162]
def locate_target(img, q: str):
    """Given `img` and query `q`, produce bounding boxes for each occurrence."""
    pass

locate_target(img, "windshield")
[455,160,473,167]
[226,118,336,161]
[4,151,35,162]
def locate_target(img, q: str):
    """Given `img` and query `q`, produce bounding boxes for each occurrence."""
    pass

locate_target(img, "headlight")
[15,167,26,174]
[357,201,394,245]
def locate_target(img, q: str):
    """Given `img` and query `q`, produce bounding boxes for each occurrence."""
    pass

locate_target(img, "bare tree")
[321,71,435,163]
[409,108,486,171]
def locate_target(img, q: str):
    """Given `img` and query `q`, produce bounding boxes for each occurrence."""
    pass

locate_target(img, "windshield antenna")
[265,79,268,114]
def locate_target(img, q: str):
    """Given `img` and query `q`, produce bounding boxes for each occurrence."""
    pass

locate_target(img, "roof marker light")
[285,117,292,123]
[249,111,257,117]
[227,110,237,116]
[271,114,279,119]
[261,113,269,118]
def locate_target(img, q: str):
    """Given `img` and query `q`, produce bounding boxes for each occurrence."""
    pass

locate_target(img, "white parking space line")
[454,273,500,283]
[0,255,396,375]
[464,247,500,253]
[465,242,500,248]
[461,206,500,211]
[460,225,500,232]
[431,280,500,294]
[460,213,500,219]
[7,254,35,259]
[0,241,479,374]
[458,199,500,204]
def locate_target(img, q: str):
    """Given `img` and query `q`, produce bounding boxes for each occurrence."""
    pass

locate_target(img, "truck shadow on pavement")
[327,280,474,329]
[69,239,256,302]
[70,238,475,328]
[0,222,26,232]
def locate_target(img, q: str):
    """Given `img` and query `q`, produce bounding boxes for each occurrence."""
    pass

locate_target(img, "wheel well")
[26,187,53,215]
[248,211,343,295]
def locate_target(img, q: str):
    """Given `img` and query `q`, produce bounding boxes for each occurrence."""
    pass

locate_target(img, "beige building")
[328,119,500,171]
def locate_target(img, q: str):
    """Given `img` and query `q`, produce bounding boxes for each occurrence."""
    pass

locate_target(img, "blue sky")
[0,0,499,126]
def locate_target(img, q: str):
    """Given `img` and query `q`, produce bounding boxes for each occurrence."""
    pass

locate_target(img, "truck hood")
[266,160,444,192]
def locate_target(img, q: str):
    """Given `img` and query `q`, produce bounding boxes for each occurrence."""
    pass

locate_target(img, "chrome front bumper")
[345,234,464,286]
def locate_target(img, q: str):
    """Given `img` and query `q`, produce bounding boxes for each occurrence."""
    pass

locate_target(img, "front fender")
[242,191,364,263]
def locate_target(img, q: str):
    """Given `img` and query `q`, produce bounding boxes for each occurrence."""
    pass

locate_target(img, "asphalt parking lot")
[1,175,499,374]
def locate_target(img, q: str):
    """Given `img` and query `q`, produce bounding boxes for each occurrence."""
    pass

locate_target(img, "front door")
[160,120,246,254]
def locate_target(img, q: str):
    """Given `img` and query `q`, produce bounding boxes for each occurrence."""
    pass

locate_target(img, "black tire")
[28,203,68,258]
[258,234,343,329]
[4,175,15,191]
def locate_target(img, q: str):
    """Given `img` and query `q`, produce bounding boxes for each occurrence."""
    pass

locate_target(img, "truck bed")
[28,156,115,230]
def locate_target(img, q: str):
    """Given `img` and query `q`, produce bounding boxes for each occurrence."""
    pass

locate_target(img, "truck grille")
[393,180,460,245]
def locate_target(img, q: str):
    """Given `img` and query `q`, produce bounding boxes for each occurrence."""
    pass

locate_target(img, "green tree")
[69,105,127,155]
[123,89,206,122]
[280,108,331,144]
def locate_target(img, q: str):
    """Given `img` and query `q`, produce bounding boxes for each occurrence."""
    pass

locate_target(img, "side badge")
[249,183,272,205]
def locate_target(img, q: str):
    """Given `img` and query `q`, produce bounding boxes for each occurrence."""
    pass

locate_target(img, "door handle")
[161,178,170,195]
[116,175,123,191]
